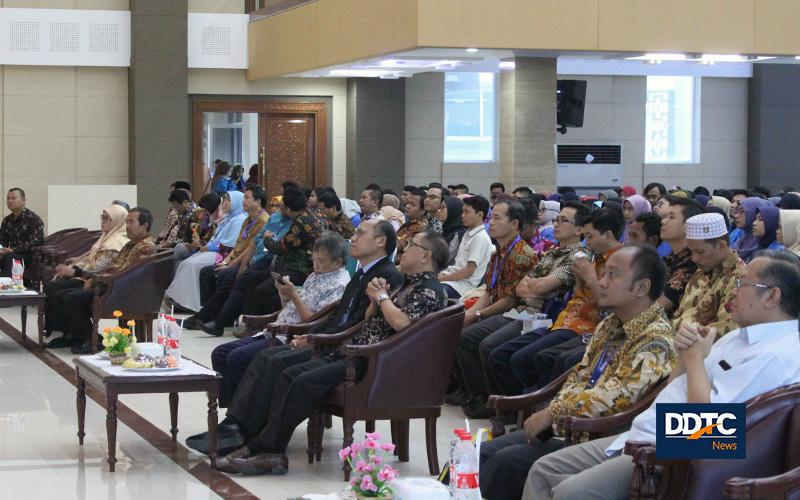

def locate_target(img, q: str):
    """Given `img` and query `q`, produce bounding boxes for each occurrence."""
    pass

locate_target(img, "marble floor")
[0,309,487,499]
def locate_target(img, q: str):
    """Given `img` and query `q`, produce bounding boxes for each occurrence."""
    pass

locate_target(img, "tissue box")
[389,478,449,500]
[131,342,163,358]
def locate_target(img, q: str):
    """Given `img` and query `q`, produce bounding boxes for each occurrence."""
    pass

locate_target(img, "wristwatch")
[475,310,482,321]
[377,292,390,303]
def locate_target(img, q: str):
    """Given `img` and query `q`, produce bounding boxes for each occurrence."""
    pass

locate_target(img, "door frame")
[190,98,329,200]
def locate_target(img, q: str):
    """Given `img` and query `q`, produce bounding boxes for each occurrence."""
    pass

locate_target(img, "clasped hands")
[366,277,389,303]
[674,322,716,361]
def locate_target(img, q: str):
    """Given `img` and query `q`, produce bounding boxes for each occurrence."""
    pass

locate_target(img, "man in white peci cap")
[670,212,745,340]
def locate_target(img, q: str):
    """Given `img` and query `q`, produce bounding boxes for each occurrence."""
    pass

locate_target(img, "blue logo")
[656,403,746,459]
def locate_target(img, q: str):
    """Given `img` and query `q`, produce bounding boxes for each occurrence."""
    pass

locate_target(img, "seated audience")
[185,219,402,455]
[396,188,428,261]
[358,186,383,222]
[214,230,449,475]
[644,183,667,207]
[318,192,355,239]
[197,187,320,335]
[438,195,493,299]
[0,187,44,277]
[481,245,675,500]
[657,197,704,315]
[164,191,251,312]
[730,197,770,260]
[753,206,783,250]
[156,189,196,248]
[438,196,467,263]
[209,232,350,407]
[230,164,246,192]
[626,212,661,247]
[778,209,800,257]
[207,161,233,195]
[524,250,800,500]
[425,184,450,232]
[44,204,129,347]
[489,182,506,205]
[621,194,652,242]
[379,195,405,231]
[63,208,157,354]
[536,200,560,244]
[173,192,221,261]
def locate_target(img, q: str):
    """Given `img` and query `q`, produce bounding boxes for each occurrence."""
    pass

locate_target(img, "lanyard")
[586,340,613,389]
[490,235,521,289]
[242,210,265,239]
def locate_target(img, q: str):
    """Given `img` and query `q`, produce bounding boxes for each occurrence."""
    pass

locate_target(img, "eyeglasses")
[552,217,575,225]
[734,278,772,291]
[407,240,431,252]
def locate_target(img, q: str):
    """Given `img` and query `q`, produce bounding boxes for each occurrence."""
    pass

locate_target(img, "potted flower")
[339,432,399,499]
[102,310,136,364]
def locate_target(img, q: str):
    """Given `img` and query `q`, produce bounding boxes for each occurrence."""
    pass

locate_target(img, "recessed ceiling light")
[466,48,478,53]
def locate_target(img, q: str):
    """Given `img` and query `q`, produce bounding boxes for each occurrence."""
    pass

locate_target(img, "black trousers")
[487,328,576,394]
[198,265,238,316]
[533,337,586,387]
[211,335,276,407]
[43,278,84,333]
[227,345,314,439]
[455,316,522,402]
[61,288,96,342]
[478,430,563,500]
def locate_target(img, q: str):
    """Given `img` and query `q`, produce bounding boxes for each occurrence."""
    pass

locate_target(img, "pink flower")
[365,431,382,441]
[349,477,359,487]
[360,475,378,492]
[380,443,396,453]
[355,459,369,472]
[350,442,362,456]
[377,465,399,482]
[338,446,351,461]
[363,437,379,449]
[371,455,383,465]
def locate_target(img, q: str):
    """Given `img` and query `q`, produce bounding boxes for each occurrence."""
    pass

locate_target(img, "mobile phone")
[271,272,285,284]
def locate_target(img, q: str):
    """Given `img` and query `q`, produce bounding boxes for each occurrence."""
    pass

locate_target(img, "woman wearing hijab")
[731,197,771,262]
[621,194,652,242]
[537,200,561,243]
[694,194,710,207]
[753,206,783,250]
[619,185,636,200]
[438,196,467,265]
[164,191,249,312]
[598,189,619,202]
[779,193,800,210]
[778,209,800,256]
[45,204,129,346]
[247,164,259,186]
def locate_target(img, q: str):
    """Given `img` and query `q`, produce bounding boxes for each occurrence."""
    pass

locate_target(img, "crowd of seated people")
[23,168,800,492]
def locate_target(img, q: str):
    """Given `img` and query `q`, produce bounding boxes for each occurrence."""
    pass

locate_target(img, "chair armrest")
[305,320,366,347]
[241,312,280,330]
[488,371,570,413]
[726,466,800,499]
[624,440,655,459]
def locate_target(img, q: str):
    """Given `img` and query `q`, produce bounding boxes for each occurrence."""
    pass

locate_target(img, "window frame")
[644,75,702,165]
[443,71,499,164]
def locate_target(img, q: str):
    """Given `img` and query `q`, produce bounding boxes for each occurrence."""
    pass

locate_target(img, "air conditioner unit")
[556,144,622,196]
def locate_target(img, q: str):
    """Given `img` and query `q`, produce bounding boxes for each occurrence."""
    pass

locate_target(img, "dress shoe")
[232,327,257,339]
[46,336,79,349]
[230,452,288,475]
[444,389,467,406]
[462,401,495,420]
[213,445,251,474]
[183,316,204,330]
[199,321,224,337]
[71,341,100,355]
[186,424,244,455]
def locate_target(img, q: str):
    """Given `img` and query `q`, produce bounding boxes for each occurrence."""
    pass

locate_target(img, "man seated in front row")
[213,230,450,475]
[479,245,676,500]
[524,250,800,500]
[186,219,403,455]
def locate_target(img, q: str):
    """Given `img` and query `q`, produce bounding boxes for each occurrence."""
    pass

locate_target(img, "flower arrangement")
[102,310,136,357]
[338,432,399,498]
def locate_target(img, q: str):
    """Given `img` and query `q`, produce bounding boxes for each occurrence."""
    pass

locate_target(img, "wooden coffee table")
[74,355,222,472]
[0,291,45,345]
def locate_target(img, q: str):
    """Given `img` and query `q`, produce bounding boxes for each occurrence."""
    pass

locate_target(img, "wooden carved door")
[259,113,316,202]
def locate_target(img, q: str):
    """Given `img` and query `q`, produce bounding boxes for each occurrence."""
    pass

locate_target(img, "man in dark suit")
[187,219,403,454]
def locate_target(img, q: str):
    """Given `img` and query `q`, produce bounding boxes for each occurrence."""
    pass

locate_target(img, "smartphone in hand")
[271,271,286,284]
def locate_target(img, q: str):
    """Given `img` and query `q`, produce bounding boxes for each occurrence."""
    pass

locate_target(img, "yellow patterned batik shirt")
[671,251,744,338]
[548,302,676,434]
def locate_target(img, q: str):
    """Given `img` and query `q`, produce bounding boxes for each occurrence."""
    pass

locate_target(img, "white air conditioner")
[556,144,622,196]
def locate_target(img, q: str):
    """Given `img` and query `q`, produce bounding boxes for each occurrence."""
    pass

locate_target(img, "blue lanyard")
[586,340,612,389]
[241,210,265,239]
[490,235,521,289]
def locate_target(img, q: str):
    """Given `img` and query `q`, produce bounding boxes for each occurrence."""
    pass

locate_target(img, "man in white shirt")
[522,249,800,500]
[438,195,494,299]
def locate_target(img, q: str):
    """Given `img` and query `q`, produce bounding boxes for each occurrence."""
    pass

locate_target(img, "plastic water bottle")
[11,259,24,286]
[452,432,480,499]
[448,429,466,497]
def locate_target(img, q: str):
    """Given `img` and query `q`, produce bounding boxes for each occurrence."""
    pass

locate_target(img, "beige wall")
[0,0,129,229]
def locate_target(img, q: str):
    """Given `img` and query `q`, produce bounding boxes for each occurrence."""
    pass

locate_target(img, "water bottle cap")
[459,433,472,440]
[453,428,466,434]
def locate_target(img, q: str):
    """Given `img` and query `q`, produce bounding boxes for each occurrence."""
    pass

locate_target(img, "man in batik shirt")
[0,187,44,277]
[479,245,676,500]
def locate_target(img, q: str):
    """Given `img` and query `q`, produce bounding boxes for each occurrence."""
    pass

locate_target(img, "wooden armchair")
[487,372,569,437]
[29,228,94,289]
[240,300,341,340]
[90,250,175,352]
[626,383,800,499]
[306,303,466,481]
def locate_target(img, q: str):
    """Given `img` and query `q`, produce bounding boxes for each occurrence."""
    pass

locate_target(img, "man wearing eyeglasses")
[523,249,800,500]
[424,184,450,233]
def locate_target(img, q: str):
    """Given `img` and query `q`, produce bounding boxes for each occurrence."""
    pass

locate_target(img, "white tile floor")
[1,310,489,499]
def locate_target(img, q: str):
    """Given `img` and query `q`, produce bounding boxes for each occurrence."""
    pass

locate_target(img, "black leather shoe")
[46,336,79,348]
[199,321,224,337]
[186,425,244,455]
[462,401,495,420]
[183,317,204,330]
[213,446,251,474]
[230,452,288,475]
[71,341,94,355]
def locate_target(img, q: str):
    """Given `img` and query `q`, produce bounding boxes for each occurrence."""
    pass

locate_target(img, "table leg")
[169,392,179,442]
[37,304,44,346]
[106,389,118,472]
[76,377,86,445]
[20,305,26,344]
[207,387,219,463]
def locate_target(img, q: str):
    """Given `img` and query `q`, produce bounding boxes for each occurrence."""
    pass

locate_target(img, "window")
[645,76,700,163]
[444,72,497,162]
